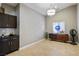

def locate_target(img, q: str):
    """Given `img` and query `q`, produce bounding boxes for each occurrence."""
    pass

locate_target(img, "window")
[53,22,65,33]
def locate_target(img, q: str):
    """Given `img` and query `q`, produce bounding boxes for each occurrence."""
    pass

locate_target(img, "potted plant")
[45,32,48,39]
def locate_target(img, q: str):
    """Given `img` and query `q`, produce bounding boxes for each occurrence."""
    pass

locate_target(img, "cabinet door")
[2,39,9,54]
[8,15,17,28]
[0,38,10,55]
[0,13,4,27]
[10,36,19,52]
[0,39,3,55]
[2,14,9,28]
[0,14,17,28]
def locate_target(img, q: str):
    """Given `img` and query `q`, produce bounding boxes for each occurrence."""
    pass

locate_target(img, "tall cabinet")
[0,13,19,55]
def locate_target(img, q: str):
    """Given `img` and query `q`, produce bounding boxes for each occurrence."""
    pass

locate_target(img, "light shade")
[47,9,56,16]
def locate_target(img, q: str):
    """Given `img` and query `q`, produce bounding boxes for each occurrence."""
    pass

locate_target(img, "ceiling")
[24,3,76,16]
[2,3,76,16]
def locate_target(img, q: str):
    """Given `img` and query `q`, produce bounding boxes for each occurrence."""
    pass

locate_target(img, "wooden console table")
[49,33,69,42]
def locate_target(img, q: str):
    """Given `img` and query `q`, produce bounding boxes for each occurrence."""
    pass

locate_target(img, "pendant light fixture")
[47,8,56,16]
[47,4,57,16]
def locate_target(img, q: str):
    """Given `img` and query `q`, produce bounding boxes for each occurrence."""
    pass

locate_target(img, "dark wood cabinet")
[3,14,9,27]
[49,33,69,42]
[2,37,10,55]
[0,37,9,55]
[0,35,19,56]
[9,36,19,52]
[0,13,4,27]
[0,13,17,28]
[8,15,17,28]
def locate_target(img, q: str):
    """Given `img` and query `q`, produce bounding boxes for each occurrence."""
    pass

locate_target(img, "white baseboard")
[20,39,45,50]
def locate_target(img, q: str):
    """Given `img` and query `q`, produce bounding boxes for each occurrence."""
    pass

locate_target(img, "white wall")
[15,4,19,35]
[46,5,77,34]
[77,4,79,42]
[20,4,45,48]
[77,4,79,34]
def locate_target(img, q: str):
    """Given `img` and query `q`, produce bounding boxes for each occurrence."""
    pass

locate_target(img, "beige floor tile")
[7,40,79,56]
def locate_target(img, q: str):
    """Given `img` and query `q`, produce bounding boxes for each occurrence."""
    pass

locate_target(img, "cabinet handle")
[6,24,8,26]
[13,38,16,40]
[9,42,10,45]
[11,42,12,45]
